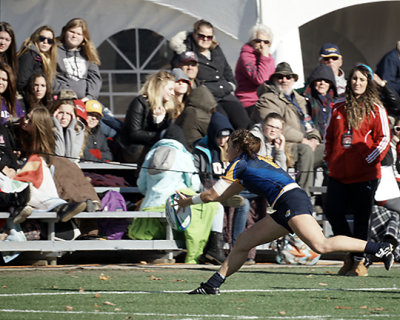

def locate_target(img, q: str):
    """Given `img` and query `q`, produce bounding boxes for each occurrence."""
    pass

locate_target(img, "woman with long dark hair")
[324,64,391,276]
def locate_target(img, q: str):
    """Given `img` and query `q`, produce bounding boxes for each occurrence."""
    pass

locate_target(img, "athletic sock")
[364,241,381,255]
[206,272,225,288]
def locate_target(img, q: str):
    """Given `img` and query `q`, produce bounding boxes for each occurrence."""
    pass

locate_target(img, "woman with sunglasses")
[325,64,391,276]
[17,26,57,94]
[170,19,250,130]
[54,18,101,102]
[0,22,17,76]
[235,24,275,118]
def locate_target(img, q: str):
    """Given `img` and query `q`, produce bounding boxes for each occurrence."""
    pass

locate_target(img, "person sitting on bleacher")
[252,62,324,195]
[173,51,218,152]
[128,124,225,264]
[8,106,87,224]
[250,112,289,170]
[81,100,113,162]
[116,71,176,164]
[51,89,86,162]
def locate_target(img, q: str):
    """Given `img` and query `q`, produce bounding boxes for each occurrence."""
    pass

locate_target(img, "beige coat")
[252,82,321,144]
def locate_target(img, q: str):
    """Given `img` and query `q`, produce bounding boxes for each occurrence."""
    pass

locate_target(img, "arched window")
[97,28,174,118]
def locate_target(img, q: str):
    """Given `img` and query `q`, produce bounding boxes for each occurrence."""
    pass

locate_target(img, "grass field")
[0,263,399,320]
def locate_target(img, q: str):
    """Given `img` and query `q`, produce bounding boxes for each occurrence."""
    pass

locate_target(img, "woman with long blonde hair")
[54,18,101,101]
[17,25,57,92]
[116,70,176,163]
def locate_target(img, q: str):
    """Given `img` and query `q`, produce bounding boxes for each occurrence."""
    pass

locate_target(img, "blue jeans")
[232,189,258,245]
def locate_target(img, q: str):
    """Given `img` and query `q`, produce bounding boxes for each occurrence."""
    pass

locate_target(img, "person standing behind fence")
[170,19,250,130]
[54,18,101,101]
[324,64,391,276]
[235,24,275,119]
[17,26,57,94]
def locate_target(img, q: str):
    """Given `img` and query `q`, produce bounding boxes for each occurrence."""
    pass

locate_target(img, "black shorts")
[270,188,313,233]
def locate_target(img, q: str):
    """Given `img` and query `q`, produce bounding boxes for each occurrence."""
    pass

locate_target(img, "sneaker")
[56,202,86,222]
[12,205,33,224]
[375,243,394,271]
[345,258,368,277]
[244,258,256,265]
[338,253,353,276]
[188,282,220,295]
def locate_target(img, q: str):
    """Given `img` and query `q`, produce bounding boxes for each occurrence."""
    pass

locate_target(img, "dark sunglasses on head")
[38,35,54,45]
[196,33,213,41]
[322,56,339,61]
[253,39,270,45]
[394,126,400,132]
[276,74,294,80]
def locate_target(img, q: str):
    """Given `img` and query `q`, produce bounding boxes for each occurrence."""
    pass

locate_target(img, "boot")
[346,257,368,276]
[202,231,226,265]
[338,253,353,275]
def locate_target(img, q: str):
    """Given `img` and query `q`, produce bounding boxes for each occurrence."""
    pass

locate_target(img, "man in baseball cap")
[319,43,346,95]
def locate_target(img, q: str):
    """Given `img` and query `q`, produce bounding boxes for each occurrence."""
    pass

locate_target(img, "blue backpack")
[98,190,128,240]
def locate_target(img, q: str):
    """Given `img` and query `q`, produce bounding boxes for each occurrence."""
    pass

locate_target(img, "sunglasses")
[276,74,294,80]
[196,33,213,41]
[38,35,54,45]
[253,39,270,45]
[322,56,339,61]
[394,126,400,132]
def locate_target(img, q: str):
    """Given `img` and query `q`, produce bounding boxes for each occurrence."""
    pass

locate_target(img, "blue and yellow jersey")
[221,154,299,207]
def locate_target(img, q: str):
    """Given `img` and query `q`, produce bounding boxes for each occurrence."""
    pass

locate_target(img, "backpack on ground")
[97,190,129,240]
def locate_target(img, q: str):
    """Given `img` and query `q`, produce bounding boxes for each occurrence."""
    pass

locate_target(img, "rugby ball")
[165,193,192,231]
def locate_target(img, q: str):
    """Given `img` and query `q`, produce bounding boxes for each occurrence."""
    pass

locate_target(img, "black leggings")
[216,94,250,129]
[325,177,378,242]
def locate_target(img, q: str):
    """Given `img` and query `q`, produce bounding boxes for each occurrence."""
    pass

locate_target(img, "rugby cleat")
[375,243,394,271]
[188,282,220,295]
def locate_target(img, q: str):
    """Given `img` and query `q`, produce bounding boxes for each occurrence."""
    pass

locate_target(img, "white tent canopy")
[1,0,399,85]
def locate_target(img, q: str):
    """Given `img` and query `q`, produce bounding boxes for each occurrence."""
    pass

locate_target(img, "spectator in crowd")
[14,107,87,222]
[250,112,288,170]
[51,90,86,162]
[392,117,400,185]
[303,64,337,139]
[252,62,324,195]
[54,18,102,101]
[129,124,225,264]
[20,72,53,112]
[82,100,113,162]
[0,62,24,124]
[116,71,175,164]
[376,41,400,97]
[17,106,101,237]
[170,67,191,119]
[324,64,391,276]
[319,43,346,95]
[0,22,17,76]
[170,19,250,130]
[17,25,57,93]
[373,72,400,118]
[174,51,217,151]
[0,120,30,224]
[193,111,250,263]
[235,23,275,117]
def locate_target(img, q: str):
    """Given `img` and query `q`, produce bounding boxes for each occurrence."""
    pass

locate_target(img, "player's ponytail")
[230,129,260,159]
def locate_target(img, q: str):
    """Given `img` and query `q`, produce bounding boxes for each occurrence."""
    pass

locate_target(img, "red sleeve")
[365,105,391,165]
